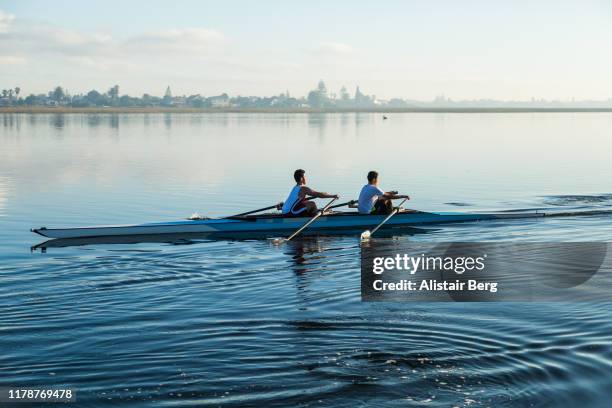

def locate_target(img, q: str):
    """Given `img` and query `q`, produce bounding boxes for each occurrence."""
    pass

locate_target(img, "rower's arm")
[303,186,339,199]
[382,191,410,200]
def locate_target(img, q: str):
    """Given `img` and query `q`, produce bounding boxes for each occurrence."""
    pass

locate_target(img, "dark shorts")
[370,199,392,215]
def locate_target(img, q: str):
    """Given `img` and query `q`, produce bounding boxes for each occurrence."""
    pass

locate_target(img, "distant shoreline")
[2,106,612,114]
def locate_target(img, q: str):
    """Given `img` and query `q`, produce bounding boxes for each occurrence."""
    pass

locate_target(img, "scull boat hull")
[31,211,544,239]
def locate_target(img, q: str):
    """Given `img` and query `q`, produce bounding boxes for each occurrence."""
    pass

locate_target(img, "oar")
[269,197,339,245]
[226,202,284,218]
[360,198,408,241]
[225,197,321,218]
[328,199,356,210]
[188,202,284,220]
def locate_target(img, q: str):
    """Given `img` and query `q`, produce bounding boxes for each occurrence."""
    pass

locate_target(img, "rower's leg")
[373,199,392,215]
[384,199,393,214]
[305,201,318,216]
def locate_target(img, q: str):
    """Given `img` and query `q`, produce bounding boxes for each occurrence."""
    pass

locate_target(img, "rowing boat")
[32,210,546,240]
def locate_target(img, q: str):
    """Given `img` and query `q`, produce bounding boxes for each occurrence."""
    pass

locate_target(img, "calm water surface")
[1,113,612,407]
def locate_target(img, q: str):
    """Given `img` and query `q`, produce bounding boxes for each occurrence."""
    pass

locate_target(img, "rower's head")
[367,170,378,185]
[294,169,306,185]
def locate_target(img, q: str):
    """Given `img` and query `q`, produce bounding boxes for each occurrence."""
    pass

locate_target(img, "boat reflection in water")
[31,227,430,252]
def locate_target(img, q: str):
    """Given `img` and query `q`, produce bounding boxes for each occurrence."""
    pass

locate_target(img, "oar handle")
[328,199,356,210]
[320,197,340,212]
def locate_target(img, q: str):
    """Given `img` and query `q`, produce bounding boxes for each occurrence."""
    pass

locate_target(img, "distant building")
[162,86,173,106]
[172,96,187,107]
[209,94,229,108]
[354,86,374,107]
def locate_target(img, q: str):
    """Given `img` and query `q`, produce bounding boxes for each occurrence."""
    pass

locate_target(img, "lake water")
[1,113,612,407]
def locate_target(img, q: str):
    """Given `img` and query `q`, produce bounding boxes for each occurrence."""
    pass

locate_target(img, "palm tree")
[15,87,20,97]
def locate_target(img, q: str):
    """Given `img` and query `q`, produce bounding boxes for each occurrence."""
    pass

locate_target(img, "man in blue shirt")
[358,171,410,214]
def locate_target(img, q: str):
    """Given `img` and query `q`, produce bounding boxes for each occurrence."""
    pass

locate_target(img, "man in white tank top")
[357,170,410,215]
[282,169,339,216]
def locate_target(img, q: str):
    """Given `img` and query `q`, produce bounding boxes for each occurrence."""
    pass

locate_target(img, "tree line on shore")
[4,81,612,109]
[0,81,393,109]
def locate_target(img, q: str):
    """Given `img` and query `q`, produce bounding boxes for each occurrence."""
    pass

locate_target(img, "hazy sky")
[2,0,612,100]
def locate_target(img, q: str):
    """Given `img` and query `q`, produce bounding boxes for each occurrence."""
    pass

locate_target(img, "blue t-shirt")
[358,184,385,214]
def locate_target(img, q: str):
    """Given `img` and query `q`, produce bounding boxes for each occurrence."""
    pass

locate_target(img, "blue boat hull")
[31,211,544,239]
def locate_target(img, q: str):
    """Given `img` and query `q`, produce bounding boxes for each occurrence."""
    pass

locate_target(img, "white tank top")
[282,185,302,214]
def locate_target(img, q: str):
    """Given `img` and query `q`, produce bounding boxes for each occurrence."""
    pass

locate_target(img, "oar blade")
[360,197,408,241]
[268,237,286,246]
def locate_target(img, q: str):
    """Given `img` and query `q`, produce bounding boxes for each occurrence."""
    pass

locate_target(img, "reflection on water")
[2,113,20,129]
[1,113,612,406]
[0,176,9,217]
[164,112,172,129]
[30,227,428,252]
[87,113,103,127]
[51,113,65,128]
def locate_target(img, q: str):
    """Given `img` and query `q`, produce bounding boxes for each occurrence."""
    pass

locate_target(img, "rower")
[282,169,339,217]
[357,170,410,215]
